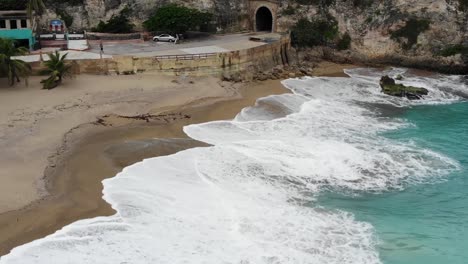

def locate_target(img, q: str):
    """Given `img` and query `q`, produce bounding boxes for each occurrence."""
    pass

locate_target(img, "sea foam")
[1,68,463,264]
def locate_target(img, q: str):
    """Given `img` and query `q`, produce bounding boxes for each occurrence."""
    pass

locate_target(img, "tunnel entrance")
[255,6,273,32]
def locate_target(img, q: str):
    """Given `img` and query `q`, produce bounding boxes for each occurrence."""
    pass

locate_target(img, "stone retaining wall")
[73,35,291,77]
[85,32,143,40]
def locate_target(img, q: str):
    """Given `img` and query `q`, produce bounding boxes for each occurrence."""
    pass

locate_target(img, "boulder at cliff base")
[380,75,429,100]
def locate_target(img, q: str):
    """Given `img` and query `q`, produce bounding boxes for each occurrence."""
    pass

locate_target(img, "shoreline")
[0,62,357,256]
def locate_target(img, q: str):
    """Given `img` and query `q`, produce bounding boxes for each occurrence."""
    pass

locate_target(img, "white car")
[153,34,177,42]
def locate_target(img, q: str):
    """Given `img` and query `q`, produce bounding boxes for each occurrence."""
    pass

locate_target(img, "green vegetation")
[294,0,310,4]
[390,18,430,50]
[40,51,73,89]
[0,0,28,10]
[0,38,31,86]
[380,75,428,100]
[281,5,296,16]
[382,84,427,97]
[46,0,83,5]
[295,0,335,7]
[293,0,370,8]
[291,14,338,48]
[94,7,134,33]
[459,0,468,11]
[337,32,352,50]
[25,0,46,33]
[381,83,428,96]
[56,8,73,28]
[27,0,46,16]
[350,0,373,8]
[143,4,213,34]
[438,44,468,57]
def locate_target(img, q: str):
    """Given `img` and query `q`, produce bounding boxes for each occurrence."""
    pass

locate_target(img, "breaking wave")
[1,68,465,264]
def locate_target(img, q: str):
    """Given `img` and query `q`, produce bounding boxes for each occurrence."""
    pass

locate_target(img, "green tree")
[459,0,468,11]
[337,32,352,50]
[56,8,74,28]
[291,14,339,48]
[0,0,28,10]
[27,0,45,15]
[40,51,73,89]
[94,7,134,33]
[143,4,213,34]
[0,38,31,86]
[27,0,46,31]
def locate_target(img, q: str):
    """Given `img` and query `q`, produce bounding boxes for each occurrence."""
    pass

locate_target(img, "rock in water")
[379,75,429,100]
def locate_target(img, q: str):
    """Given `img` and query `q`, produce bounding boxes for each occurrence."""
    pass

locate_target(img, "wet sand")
[0,62,358,256]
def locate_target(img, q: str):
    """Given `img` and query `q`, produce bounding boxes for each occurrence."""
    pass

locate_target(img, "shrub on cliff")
[291,14,338,48]
[0,0,27,10]
[45,0,83,6]
[281,5,296,15]
[55,8,73,28]
[438,44,468,57]
[350,0,373,8]
[94,7,134,33]
[459,0,468,11]
[144,4,213,34]
[337,32,352,50]
[295,0,335,7]
[390,18,430,50]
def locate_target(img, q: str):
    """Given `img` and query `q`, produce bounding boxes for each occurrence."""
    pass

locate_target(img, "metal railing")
[153,53,218,60]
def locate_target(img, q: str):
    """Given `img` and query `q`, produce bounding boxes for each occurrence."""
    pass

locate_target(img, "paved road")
[88,33,279,57]
[15,33,281,62]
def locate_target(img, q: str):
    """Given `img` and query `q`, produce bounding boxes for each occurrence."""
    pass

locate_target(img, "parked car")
[153,34,177,42]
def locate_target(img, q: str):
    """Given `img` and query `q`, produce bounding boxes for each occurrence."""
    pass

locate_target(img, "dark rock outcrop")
[380,75,429,100]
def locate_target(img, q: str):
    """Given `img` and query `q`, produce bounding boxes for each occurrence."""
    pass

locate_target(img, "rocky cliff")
[276,0,468,72]
[41,0,249,31]
[41,0,467,72]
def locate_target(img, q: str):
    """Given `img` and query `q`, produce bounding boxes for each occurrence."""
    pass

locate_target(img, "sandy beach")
[0,61,357,256]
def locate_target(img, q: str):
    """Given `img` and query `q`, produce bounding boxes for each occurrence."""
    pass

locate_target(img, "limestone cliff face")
[42,0,467,71]
[277,0,468,71]
[42,0,249,31]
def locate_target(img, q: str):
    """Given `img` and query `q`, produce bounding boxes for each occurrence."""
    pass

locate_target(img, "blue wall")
[0,29,35,49]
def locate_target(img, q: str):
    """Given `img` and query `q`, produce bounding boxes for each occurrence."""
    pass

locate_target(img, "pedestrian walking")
[99,41,104,59]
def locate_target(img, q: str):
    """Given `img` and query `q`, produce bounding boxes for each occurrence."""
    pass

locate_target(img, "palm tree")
[0,38,32,86]
[40,51,73,89]
[27,0,46,32]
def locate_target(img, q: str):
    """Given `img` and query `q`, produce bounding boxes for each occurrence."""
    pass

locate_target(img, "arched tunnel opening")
[255,6,273,32]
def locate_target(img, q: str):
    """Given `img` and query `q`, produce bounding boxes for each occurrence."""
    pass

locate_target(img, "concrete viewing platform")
[14,33,282,62]
[13,32,290,77]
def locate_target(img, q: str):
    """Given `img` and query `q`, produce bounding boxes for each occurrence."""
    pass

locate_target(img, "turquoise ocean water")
[321,102,468,264]
[2,69,466,264]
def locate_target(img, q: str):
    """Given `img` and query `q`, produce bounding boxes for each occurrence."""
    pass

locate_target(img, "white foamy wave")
[185,94,458,193]
[344,68,468,104]
[1,149,380,264]
[235,94,308,121]
[1,68,463,263]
